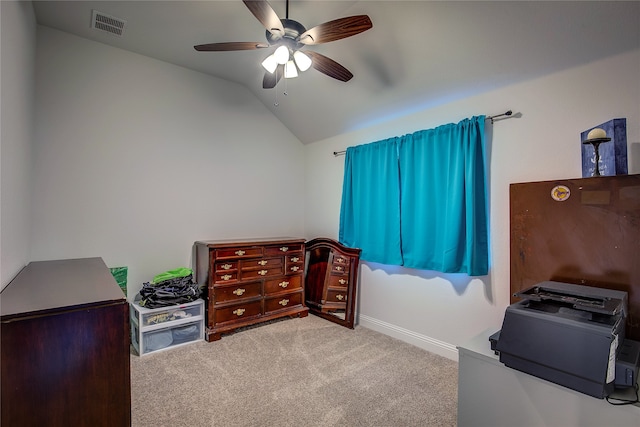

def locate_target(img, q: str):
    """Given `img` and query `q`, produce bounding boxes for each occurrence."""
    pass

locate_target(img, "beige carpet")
[131,314,458,427]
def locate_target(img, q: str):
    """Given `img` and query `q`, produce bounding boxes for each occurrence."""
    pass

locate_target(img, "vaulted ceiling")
[32,1,640,144]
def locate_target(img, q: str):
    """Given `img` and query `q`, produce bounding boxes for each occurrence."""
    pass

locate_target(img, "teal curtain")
[339,138,403,265]
[339,116,488,276]
[399,116,488,275]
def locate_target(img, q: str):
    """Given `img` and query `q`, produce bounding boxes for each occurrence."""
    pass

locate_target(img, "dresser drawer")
[328,274,349,289]
[214,300,262,324]
[214,271,238,283]
[325,288,348,303]
[214,282,262,304]
[285,263,303,274]
[332,254,351,267]
[286,254,303,264]
[264,243,304,256]
[265,292,302,314]
[264,275,301,295]
[241,266,282,280]
[214,261,238,272]
[331,263,348,274]
[240,257,282,270]
[215,247,263,259]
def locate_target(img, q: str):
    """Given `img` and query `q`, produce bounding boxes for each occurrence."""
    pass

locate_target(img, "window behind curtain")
[339,138,403,266]
[339,116,488,276]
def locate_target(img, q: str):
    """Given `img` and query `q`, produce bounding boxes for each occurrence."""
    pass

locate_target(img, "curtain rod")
[333,110,513,156]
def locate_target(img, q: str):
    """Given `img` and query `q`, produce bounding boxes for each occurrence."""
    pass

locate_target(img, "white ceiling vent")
[91,10,126,37]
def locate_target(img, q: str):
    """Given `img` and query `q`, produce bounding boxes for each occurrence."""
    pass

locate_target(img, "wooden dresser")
[0,257,131,426]
[195,237,309,341]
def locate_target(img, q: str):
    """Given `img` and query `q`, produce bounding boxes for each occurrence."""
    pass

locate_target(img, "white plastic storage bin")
[130,299,204,356]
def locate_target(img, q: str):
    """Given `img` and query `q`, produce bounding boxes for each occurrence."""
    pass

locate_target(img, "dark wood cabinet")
[195,237,308,341]
[305,238,361,329]
[1,257,131,427]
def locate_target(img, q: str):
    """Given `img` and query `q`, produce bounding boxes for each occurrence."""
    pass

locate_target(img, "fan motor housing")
[266,18,306,50]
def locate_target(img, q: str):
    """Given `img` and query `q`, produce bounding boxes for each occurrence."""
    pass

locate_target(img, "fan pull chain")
[274,67,279,107]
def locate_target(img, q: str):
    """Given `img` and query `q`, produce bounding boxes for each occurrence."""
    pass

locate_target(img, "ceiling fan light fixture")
[193,0,372,88]
[261,54,278,73]
[274,45,290,65]
[293,51,312,72]
[284,60,298,78]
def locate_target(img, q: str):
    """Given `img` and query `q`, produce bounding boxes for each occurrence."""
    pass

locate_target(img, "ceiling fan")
[194,0,373,89]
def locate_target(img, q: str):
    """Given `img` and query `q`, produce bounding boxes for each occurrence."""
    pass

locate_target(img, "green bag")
[109,266,128,295]
[152,267,193,284]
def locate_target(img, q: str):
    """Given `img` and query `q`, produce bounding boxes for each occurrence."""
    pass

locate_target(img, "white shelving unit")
[130,299,204,356]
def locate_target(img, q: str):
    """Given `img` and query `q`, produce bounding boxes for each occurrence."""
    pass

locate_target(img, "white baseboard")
[358,314,459,362]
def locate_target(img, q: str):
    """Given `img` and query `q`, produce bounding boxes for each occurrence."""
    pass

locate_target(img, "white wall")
[5,8,639,362]
[32,26,305,298]
[304,49,640,360]
[0,1,36,289]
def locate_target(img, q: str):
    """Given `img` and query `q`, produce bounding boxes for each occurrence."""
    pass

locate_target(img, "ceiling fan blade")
[263,64,284,89]
[243,0,285,37]
[297,15,372,45]
[194,42,269,52]
[305,51,353,82]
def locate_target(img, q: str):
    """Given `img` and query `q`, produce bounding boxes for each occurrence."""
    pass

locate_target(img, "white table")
[457,328,640,427]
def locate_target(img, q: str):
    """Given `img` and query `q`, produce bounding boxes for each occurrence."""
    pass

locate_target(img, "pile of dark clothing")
[135,267,202,308]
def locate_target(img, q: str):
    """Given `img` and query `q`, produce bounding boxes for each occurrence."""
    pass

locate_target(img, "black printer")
[491,281,639,399]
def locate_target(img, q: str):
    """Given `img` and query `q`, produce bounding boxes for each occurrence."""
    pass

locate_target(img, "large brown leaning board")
[510,174,640,341]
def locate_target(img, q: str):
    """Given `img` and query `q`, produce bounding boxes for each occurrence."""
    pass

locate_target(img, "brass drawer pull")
[233,308,245,316]
[339,279,347,285]
[334,266,343,272]
[279,299,289,306]
[258,260,268,266]
[279,281,289,288]
[221,263,232,270]
[336,257,346,263]
[258,270,268,276]
[221,274,232,281]
[280,246,289,252]
[233,288,245,296]
[290,266,300,272]
[336,294,345,301]
[235,250,246,256]
[290,256,300,262]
